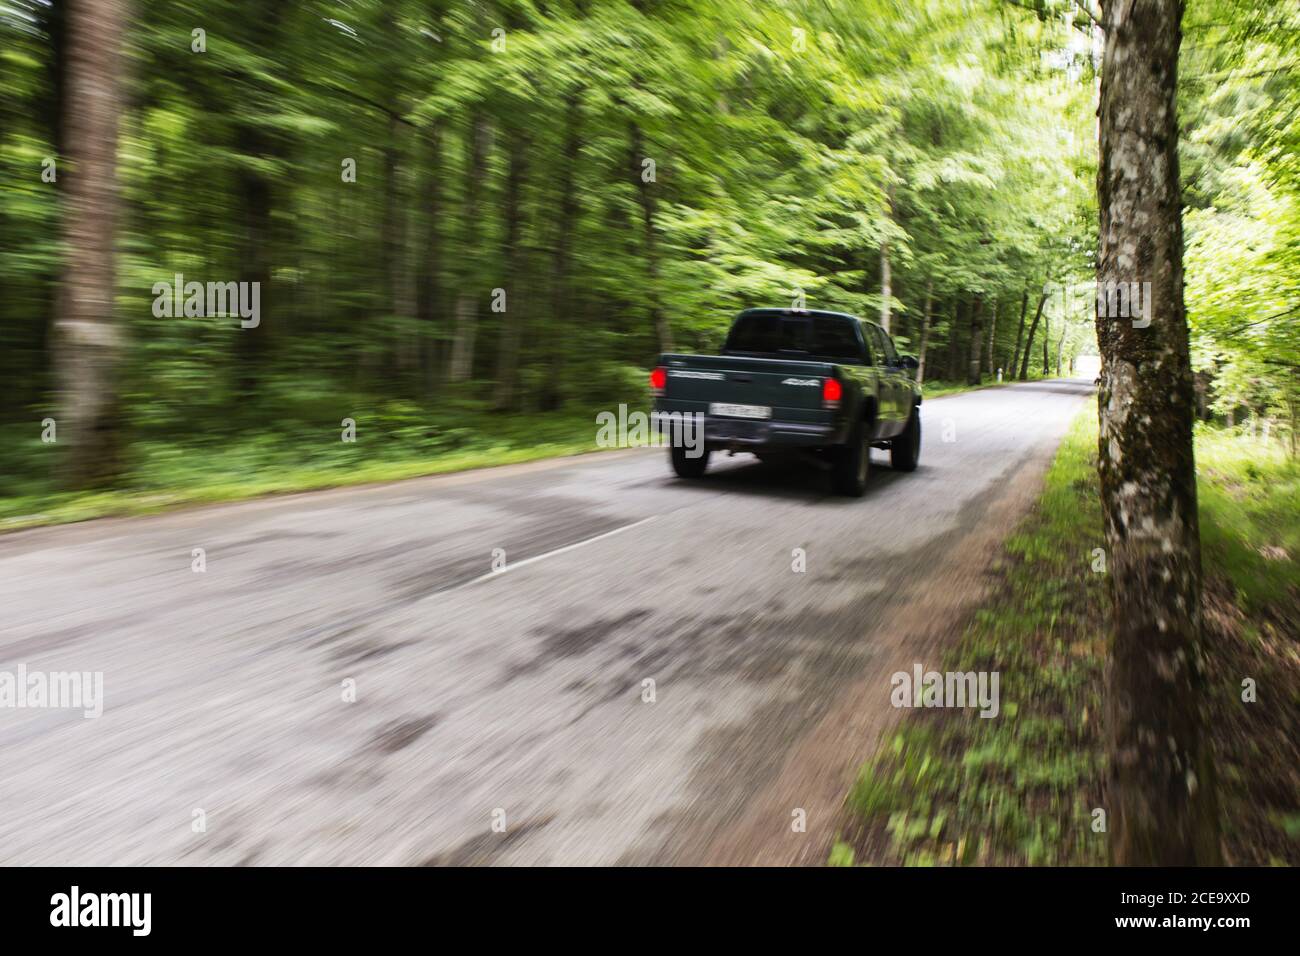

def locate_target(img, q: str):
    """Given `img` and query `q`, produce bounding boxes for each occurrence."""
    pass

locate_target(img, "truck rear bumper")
[705,417,843,447]
[655,410,846,449]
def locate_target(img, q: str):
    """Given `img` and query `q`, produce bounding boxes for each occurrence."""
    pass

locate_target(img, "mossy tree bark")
[1096,0,1220,865]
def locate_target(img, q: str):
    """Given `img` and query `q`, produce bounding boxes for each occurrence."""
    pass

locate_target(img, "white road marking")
[449,516,659,592]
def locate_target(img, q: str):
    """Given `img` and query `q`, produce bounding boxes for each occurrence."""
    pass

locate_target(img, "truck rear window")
[723,313,863,361]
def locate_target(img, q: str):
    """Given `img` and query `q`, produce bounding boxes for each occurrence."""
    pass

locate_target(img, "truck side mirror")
[899,355,920,370]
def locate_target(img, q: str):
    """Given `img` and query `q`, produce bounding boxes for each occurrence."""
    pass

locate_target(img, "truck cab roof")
[736,307,864,323]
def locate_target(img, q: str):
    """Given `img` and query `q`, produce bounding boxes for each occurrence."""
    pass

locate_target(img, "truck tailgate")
[658,353,835,422]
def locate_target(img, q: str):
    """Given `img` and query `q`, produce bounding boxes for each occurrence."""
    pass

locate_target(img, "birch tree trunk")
[1097,0,1220,865]
[53,0,128,487]
[880,185,894,334]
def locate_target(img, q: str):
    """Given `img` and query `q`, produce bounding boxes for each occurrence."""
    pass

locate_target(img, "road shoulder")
[687,411,1076,865]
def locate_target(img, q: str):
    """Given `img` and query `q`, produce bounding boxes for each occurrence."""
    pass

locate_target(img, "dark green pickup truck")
[651,308,922,496]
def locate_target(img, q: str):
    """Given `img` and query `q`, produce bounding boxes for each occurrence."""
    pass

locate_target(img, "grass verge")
[920,377,1007,400]
[0,403,615,533]
[832,402,1299,866]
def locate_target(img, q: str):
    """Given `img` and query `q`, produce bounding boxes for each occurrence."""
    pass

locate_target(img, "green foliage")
[827,841,856,867]
[0,404,609,531]
[842,407,1109,866]
[1,0,1098,475]
[1182,0,1300,447]
[1195,424,1300,611]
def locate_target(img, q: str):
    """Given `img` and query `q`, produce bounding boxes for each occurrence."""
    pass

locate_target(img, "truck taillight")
[822,376,842,409]
[650,366,667,395]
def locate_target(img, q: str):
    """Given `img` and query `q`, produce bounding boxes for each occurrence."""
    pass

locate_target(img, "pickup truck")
[651,308,922,496]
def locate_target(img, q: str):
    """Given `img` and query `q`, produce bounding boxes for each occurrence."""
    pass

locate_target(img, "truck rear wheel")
[831,419,870,496]
[891,406,921,472]
[670,444,710,479]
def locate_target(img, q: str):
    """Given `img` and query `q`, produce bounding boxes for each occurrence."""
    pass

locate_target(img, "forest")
[1,0,1294,498]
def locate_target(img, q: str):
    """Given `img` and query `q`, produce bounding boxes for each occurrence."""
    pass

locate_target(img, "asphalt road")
[0,378,1092,865]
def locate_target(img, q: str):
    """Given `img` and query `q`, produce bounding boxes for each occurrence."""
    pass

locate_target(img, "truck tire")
[831,419,870,496]
[670,444,710,479]
[891,405,921,472]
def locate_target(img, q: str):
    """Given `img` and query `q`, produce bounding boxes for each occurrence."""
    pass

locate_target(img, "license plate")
[709,402,772,420]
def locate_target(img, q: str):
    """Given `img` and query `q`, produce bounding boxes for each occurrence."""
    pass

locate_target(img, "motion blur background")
[2,0,1294,518]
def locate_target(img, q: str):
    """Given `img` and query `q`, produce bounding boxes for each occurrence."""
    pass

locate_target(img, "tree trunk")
[879,242,892,334]
[493,125,530,411]
[382,112,417,374]
[946,298,964,381]
[53,0,128,487]
[38,0,69,160]
[880,186,894,334]
[1288,382,1299,459]
[1010,287,1029,377]
[377,0,404,374]
[985,296,997,375]
[449,113,491,382]
[1192,369,1210,420]
[626,0,671,355]
[1041,309,1051,375]
[24,0,69,414]
[231,0,288,397]
[540,87,582,411]
[916,282,933,386]
[1019,287,1047,381]
[415,122,443,394]
[1097,0,1219,865]
[966,294,984,386]
[233,123,273,396]
[630,120,672,354]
